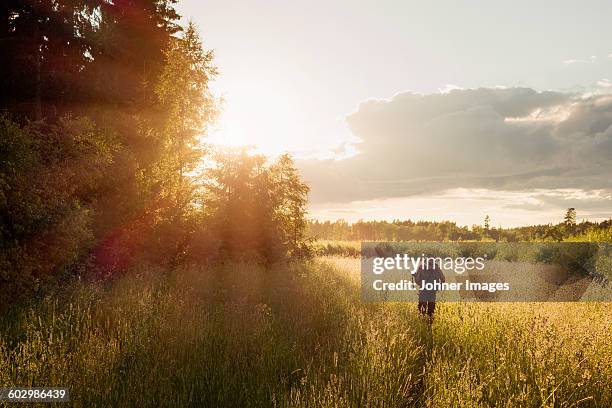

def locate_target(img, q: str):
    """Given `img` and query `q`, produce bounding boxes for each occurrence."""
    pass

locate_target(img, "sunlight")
[207,120,249,149]
[205,75,358,160]
[207,77,306,158]
[4,1,612,405]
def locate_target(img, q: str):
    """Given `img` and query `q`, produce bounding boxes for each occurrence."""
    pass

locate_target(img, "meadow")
[1,254,611,407]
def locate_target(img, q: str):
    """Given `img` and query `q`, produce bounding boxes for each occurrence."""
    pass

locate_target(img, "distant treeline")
[1,1,310,308]
[307,217,612,242]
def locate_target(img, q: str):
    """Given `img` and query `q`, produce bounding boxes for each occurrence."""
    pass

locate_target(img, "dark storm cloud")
[298,87,612,204]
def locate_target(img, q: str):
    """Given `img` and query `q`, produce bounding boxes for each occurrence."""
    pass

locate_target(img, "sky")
[178,0,612,227]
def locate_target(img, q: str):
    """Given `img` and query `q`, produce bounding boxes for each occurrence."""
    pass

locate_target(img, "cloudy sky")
[178,0,612,226]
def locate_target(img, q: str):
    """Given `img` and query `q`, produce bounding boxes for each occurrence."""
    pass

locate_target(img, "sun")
[205,77,301,158]
[204,75,356,160]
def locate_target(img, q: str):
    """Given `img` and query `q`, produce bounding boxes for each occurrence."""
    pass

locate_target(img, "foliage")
[199,149,311,262]
[0,0,181,119]
[534,243,600,278]
[0,4,313,306]
[570,225,612,242]
[0,115,116,307]
[308,217,612,242]
[312,241,361,258]
[126,21,220,268]
[154,21,217,185]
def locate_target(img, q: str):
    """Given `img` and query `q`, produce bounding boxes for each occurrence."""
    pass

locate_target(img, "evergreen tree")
[154,21,217,198]
[564,208,576,227]
[0,0,102,120]
[269,154,310,256]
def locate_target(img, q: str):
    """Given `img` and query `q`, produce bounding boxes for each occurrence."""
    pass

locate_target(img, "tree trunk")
[33,4,42,121]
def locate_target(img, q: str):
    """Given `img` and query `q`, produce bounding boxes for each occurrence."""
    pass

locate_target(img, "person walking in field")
[414,258,446,323]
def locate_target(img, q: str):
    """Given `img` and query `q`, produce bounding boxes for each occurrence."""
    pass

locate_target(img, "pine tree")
[564,207,576,236]
[0,0,103,120]
[564,208,576,227]
[153,21,217,215]
[270,154,310,255]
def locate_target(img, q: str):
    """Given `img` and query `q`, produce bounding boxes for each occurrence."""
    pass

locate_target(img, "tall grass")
[1,258,610,407]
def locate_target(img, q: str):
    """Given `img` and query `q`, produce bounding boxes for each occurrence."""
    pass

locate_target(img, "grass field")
[1,257,611,407]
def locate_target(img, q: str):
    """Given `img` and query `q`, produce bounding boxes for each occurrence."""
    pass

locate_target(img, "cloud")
[298,87,612,207]
[564,56,597,64]
[438,84,463,94]
[307,188,612,226]
[597,78,612,88]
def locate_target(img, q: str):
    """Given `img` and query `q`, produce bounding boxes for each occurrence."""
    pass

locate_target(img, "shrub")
[535,243,599,277]
[0,116,115,308]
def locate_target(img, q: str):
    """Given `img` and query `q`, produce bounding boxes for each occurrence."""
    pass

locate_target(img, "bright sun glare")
[207,77,357,160]
[208,78,303,157]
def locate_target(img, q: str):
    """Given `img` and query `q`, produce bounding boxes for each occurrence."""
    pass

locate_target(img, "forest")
[1,0,309,309]
[307,211,612,242]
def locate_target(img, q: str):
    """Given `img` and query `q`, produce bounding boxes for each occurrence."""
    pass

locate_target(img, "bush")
[457,242,498,260]
[535,243,599,276]
[0,116,115,308]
